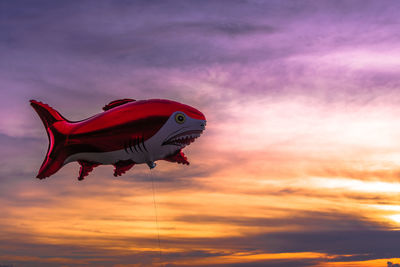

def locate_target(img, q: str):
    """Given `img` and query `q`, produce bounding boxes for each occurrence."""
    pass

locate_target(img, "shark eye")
[175,113,186,124]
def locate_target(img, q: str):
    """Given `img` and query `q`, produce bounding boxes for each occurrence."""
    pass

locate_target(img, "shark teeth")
[163,131,203,147]
[171,136,196,145]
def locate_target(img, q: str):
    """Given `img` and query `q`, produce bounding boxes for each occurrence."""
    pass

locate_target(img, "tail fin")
[30,100,69,179]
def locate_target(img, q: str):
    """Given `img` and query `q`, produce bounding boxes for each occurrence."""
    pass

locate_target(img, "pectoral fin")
[113,160,135,177]
[163,150,189,165]
[78,160,100,181]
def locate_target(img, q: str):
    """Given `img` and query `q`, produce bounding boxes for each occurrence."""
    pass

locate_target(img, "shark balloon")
[30,99,206,180]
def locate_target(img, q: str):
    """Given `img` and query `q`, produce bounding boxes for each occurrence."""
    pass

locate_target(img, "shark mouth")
[162,130,203,147]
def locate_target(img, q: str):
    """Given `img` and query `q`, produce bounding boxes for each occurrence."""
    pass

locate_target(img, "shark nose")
[200,120,206,129]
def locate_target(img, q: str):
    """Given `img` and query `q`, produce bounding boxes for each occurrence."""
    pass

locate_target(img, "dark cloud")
[144,229,400,262]
[156,21,276,36]
[0,234,231,267]
[167,259,317,267]
[259,230,400,259]
[175,210,382,231]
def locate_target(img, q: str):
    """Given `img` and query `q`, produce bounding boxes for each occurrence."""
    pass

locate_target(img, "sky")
[1,0,400,266]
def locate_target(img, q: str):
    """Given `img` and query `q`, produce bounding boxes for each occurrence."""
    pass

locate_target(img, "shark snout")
[200,120,207,130]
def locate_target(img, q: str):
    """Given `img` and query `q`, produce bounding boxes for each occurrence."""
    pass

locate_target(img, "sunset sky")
[2,1,400,266]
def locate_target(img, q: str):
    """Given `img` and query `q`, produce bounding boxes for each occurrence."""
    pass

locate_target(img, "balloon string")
[150,169,162,265]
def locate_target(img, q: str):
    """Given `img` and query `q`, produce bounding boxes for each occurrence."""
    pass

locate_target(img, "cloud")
[167,259,318,267]
[259,230,400,259]
[157,21,276,36]
[174,210,382,231]
[3,1,400,266]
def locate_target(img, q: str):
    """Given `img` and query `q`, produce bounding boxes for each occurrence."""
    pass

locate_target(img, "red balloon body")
[30,99,206,180]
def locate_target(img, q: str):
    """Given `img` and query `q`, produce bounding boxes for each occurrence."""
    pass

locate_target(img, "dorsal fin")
[102,99,136,111]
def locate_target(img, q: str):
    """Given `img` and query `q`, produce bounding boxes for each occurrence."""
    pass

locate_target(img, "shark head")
[161,110,206,148]
[144,101,206,162]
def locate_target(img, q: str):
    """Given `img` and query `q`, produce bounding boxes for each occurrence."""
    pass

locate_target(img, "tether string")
[150,169,162,264]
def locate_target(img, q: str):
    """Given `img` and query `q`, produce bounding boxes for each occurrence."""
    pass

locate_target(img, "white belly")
[64,135,179,165]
